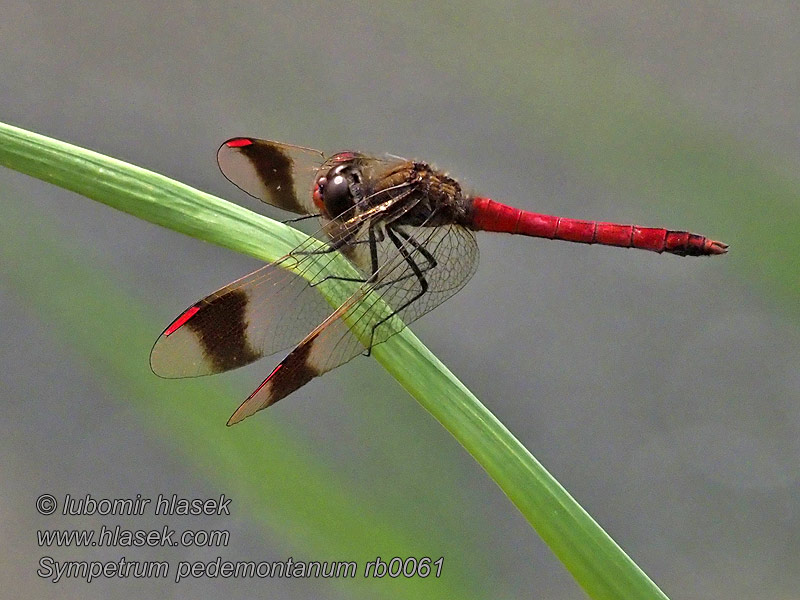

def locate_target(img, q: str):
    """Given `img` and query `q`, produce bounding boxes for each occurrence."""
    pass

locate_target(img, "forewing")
[227,220,479,424]
[151,183,419,379]
[217,138,324,215]
[150,248,348,378]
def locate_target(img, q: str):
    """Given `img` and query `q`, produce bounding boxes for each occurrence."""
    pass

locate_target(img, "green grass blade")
[0,195,487,600]
[0,120,669,599]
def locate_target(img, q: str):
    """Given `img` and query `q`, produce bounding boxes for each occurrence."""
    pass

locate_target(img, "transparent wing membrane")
[217,138,324,215]
[227,214,479,423]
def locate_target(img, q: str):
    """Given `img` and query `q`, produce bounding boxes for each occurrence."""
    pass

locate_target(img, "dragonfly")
[151,138,728,425]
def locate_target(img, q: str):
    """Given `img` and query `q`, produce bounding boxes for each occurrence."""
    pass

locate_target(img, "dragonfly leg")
[281,213,322,224]
[369,226,437,290]
[291,240,355,257]
[364,224,429,356]
[393,226,437,271]
[307,222,382,287]
[309,274,368,287]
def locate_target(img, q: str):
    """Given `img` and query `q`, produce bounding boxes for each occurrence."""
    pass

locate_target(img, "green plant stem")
[0,120,668,600]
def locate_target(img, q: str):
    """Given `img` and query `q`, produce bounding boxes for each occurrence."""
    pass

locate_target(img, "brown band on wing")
[265,333,321,406]
[239,141,305,213]
[227,333,323,424]
[187,289,261,372]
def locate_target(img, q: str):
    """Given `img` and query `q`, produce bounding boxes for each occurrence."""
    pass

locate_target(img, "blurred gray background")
[1,2,798,599]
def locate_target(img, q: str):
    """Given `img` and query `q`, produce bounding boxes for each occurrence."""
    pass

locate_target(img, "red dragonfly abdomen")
[469,197,727,256]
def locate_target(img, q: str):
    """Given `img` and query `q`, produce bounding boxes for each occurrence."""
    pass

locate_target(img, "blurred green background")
[1,2,798,598]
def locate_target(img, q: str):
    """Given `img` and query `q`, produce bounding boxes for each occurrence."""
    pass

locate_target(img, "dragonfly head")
[312,154,365,220]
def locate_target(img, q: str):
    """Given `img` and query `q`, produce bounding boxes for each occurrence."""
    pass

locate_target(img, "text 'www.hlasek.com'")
[35,493,444,583]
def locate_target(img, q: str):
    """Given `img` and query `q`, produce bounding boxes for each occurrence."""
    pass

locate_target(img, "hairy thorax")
[364,160,471,227]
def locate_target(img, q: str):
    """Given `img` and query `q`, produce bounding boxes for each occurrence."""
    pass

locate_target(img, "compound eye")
[322,166,355,218]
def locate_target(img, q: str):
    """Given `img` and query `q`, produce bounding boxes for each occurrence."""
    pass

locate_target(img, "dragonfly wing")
[227,312,365,425]
[227,219,479,424]
[150,248,350,378]
[217,138,324,215]
[151,185,415,379]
